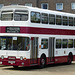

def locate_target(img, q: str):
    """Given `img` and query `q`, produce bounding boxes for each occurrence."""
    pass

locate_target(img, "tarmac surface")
[1,62,75,75]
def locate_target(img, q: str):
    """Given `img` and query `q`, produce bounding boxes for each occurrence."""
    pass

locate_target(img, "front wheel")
[39,55,46,68]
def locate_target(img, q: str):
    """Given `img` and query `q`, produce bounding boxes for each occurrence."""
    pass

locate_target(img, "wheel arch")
[68,52,73,61]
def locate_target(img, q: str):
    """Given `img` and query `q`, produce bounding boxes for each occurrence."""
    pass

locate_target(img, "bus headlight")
[1,55,4,59]
[20,56,23,60]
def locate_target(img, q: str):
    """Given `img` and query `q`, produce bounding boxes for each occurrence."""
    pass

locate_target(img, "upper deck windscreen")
[14,10,28,21]
[1,11,13,21]
[1,10,28,21]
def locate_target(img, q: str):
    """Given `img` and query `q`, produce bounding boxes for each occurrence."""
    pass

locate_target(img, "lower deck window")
[68,39,73,48]
[62,39,68,48]
[41,39,48,49]
[56,39,61,48]
[0,36,30,51]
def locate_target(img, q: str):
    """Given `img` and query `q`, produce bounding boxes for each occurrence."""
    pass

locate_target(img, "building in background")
[0,0,75,13]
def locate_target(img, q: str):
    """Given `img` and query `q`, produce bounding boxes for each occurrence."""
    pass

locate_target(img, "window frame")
[56,3,63,11]
[25,3,32,7]
[41,3,48,9]
[71,3,75,9]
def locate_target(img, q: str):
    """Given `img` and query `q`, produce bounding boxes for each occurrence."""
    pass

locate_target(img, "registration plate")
[8,61,15,64]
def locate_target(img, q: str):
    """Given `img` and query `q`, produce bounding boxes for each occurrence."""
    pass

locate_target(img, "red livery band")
[0,26,75,35]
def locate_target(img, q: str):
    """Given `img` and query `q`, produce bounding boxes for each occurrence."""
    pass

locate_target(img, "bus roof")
[1,5,75,17]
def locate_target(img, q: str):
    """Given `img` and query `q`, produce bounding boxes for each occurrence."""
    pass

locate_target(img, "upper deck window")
[14,10,28,21]
[1,11,13,21]
[69,17,73,26]
[63,16,68,26]
[41,13,48,24]
[49,14,55,25]
[56,15,62,25]
[74,18,75,26]
[31,11,40,23]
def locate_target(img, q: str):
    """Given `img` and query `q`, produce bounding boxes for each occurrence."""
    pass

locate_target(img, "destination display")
[6,27,20,33]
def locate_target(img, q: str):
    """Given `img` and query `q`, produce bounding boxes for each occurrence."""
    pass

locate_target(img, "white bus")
[0,5,75,68]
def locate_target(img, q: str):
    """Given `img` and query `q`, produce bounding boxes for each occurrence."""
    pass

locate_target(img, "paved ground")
[0,62,75,75]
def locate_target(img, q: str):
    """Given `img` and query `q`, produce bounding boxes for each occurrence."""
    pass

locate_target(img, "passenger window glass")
[49,14,55,24]
[31,12,40,23]
[62,39,68,48]
[74,39,75,48]
[41,13,48,24]
[56,39,61,48]
[56,15,61,25]
[63,16,68,25]
[6,37,12,50]
[14,10,28,21]
[74,18,75,26]
[0,36,30,51]
[0,37,7,50]
[41,39,48,49]
[69,17,73,26]
[1,11,13,21]
[68,39,73,48]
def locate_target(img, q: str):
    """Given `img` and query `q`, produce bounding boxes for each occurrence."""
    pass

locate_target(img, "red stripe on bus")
[0,26,75,35]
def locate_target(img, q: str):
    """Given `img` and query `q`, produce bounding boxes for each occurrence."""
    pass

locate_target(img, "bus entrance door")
[30,37,38,65]
[48,37,55,63]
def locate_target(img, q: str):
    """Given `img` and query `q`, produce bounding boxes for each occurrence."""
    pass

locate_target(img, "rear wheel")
[67,54,73,65]
[39,55,46,68]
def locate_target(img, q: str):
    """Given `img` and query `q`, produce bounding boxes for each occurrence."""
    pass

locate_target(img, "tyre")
[67,54,72,65]
[39,55,46,68]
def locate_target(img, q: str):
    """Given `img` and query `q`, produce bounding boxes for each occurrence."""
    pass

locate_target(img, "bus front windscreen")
[1,11,13,21]
[14,10,28,21]
[0,36,30,51]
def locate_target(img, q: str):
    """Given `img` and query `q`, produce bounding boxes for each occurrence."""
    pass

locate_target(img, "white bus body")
[0,5,75,68]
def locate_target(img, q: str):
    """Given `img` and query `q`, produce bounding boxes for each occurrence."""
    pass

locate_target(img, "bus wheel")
[67,54,72,65]
[13,66,18,68]
[39,55,46,68]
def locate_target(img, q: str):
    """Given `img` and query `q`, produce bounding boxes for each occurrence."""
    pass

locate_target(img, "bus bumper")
[0,58,30,67]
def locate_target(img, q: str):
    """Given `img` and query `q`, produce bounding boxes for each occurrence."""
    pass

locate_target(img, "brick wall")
[0,0,75,13]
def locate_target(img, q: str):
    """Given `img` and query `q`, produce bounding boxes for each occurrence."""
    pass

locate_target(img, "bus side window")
[62,39,68,48]
[56,15,62,25]
[69,17,73,26]
[31,11,40,23]
[68,39,73,48]
[56,39,61,48]
[41,13,48,24]
[41,39,48,49]
[74,18,75,26]
[74,39,75,48]
[49,14,55,25]
[63,16,68,26]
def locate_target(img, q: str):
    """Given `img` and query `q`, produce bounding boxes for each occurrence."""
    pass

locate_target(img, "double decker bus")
[0,5,75,68]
